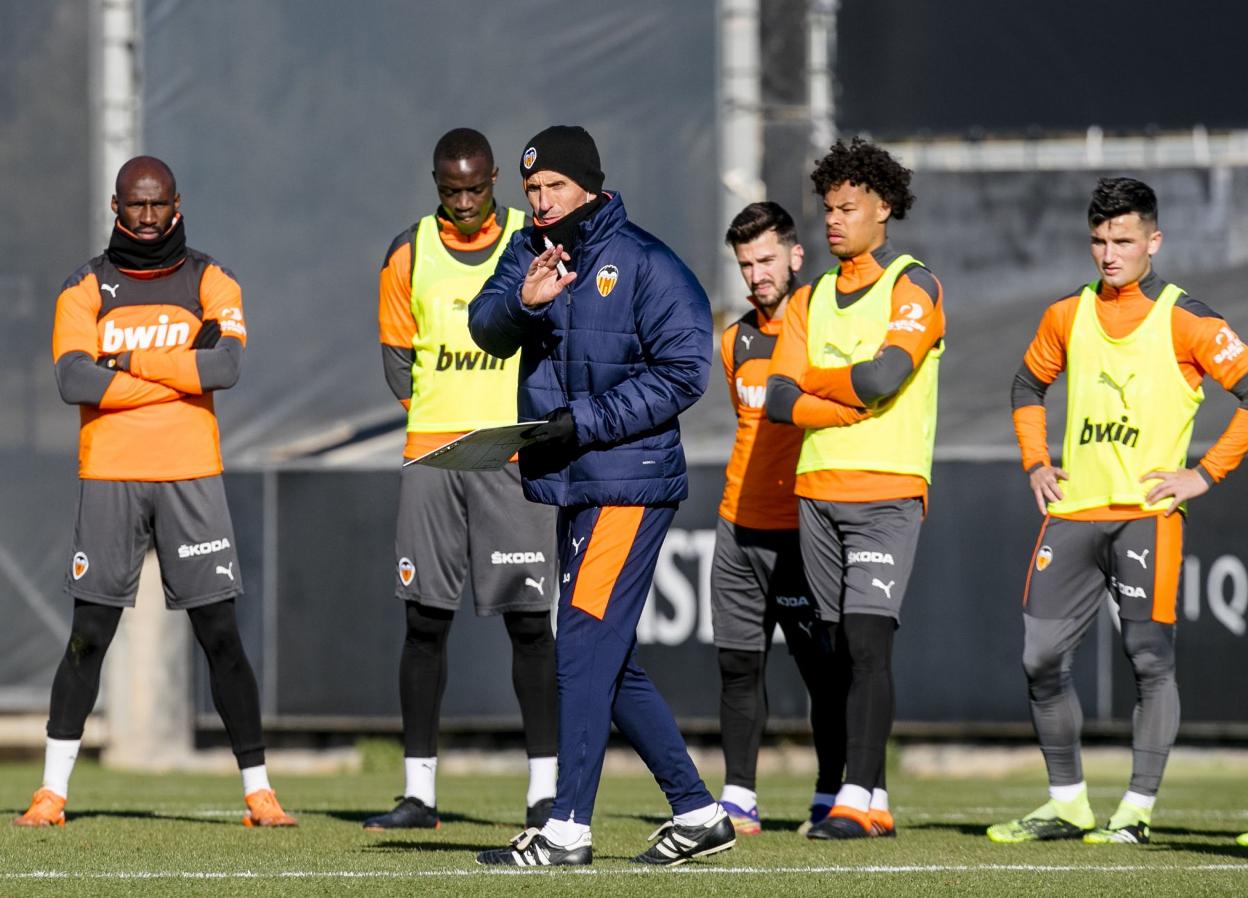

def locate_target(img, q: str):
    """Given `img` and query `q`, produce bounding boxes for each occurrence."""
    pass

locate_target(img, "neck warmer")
[529,194,607,257]
[106,214,188,271]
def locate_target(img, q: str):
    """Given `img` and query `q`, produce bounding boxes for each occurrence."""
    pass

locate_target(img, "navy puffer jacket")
[468,193,712,507]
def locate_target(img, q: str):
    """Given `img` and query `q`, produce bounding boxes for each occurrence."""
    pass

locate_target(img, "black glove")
[523,407,577,447]
[95,352,130,371]
[192,319,221,349]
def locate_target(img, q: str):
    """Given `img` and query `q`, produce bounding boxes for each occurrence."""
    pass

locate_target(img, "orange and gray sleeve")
[1010,298,1073,472]
[799,266,945,406]
[1174,301,1248,483]
[379,232,416,408]
[52,273,183,410]
[765,285,870,429]
[128,263,245,394]
[721,323,740,418]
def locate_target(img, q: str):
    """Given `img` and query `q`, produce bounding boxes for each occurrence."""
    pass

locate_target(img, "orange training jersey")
[51,251,246,481]
[719,297,806,529]
[767,244,945,504]
[1013,271,1248,520]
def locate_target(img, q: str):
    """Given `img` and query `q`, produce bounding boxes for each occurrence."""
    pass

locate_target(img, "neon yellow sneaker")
[1236,831,1248,847]
[1084,799,1151,845]
[987,790,1095,843]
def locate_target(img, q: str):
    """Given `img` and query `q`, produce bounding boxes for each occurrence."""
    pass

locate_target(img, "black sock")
[47,600,123,740]
[718,648,767,791]
[841,613,896,791]
[503,610,558,758]
[187,600,265,769]
[787,619,847,796]
[400,602,454,758]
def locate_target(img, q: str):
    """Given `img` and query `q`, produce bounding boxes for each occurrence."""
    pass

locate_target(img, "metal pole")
[88,0,141,248]
[718,0,764,316]
[808,0,838,154]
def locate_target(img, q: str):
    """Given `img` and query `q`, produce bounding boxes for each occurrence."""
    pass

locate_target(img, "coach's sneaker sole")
[869,807,896,838]
[987,793,1094,843]
[632,807,736,865]
[243,788,297,827]
[477,828,592,866]
[363,796,440,830]
[13,788,66,827]
[807,805,872,840]
[797,802,832,836]
[721,800,761,836]
[1084,800,1152,845]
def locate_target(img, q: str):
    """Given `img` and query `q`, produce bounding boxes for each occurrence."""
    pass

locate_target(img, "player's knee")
[1022,639,1067,692]
[503,610,553,651]
[1121,621,1175,683]
[405,601,454,647]
[842,614,894,672]
[718,648,764,686]
[187,601,245,660]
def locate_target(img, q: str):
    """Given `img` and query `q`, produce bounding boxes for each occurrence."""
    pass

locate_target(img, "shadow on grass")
[68,809,236,826]
[905,821,991,836]
[1148,839,1248,859]
[324,809,499,827]
[360,840,488,853]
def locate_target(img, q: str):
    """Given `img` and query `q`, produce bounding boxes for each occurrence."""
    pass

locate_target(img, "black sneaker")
[362,796,440,831]
[526,797,555,829]
[631,807,736,866]
[807,809,871,840]
[476,827,593,866]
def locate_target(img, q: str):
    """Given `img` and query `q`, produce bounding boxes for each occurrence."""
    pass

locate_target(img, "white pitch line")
[4,864,1248,880]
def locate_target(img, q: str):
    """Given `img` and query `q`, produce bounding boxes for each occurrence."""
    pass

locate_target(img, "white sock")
[812,791,838,808]
[834,784,872,812]
[41,737,80,799]
[720,784,757,812]
[870,788,889,811]
[673,801,720,827]
[541,816,591,847]
[1123,790,1156,810]
[1049,781,1086,803]
[526,756,557,807]
[404,757,437,806]
[241,765,271,797]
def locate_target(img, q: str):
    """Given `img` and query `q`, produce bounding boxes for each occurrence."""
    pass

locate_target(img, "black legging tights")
[48,599,265,769]
[400,602,558,758]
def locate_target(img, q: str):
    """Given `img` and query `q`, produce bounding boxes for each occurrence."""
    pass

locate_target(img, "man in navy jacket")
[470,126,733,867]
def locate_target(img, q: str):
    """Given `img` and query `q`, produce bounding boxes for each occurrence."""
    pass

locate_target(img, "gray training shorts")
[66,476,242,610]
[797,497,924,624]
[710,516,819,651]
[394,462,557,615]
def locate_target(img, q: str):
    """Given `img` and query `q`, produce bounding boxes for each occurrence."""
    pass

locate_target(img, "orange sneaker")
[869,808,896,838]
[13,788,66,827]
[242,788,297,827]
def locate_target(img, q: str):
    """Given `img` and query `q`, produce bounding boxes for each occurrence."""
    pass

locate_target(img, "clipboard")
[402,421,542,471]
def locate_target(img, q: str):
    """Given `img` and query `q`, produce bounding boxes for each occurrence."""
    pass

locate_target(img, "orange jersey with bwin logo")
[719,294,807,529]
[51,251,246,481]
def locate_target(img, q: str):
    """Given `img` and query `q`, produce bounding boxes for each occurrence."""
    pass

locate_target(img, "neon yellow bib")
[1050,282,1202,514]
[406,208,525,432]
[796,254,942,481]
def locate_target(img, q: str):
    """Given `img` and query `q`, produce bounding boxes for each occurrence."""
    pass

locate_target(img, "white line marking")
[4,864,1248,879]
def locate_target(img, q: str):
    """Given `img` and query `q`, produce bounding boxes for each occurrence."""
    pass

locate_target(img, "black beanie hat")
[519,125,604,194]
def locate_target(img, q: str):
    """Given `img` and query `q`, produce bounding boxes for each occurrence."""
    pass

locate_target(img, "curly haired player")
[767,138,946,840]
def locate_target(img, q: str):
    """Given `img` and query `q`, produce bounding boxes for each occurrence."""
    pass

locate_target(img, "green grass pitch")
[2,752,1247,897]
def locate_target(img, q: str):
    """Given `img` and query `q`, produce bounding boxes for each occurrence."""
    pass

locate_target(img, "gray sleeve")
[54,351,112,405]
[1229,372,1248,410]
[765,374,802,425]
[1011,361,1049,410]
[195,337,243,391]
[849,345,915,404]
[382,344,414,403]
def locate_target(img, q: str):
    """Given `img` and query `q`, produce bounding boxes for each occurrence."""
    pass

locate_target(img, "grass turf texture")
[2,754,1248,897]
